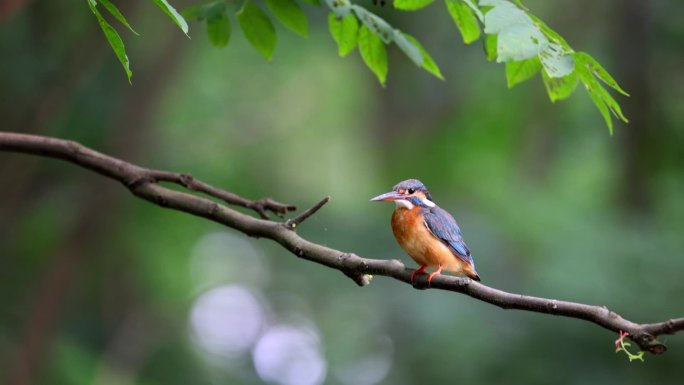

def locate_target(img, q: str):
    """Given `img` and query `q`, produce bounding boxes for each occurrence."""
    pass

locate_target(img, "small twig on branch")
[1,132,683,355]
[285,196,331,229]
[149,171,296,219]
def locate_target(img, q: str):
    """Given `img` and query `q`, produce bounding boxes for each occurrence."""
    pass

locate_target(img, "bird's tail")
[466,264,481,281]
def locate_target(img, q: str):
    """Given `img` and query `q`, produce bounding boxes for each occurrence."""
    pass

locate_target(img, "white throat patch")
[394,199,414,210]
[394,198,435,209]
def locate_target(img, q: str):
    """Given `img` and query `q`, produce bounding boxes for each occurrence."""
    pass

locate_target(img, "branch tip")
[285,196,331,229]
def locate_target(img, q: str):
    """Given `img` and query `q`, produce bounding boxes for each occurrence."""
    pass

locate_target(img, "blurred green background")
[1,0,683,384]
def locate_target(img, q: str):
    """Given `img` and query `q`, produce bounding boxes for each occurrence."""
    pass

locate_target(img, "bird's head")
[370,179,435,209]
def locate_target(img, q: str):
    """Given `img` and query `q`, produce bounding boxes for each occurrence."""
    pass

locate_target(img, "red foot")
[410,264,428,283]
[427,264,444,284]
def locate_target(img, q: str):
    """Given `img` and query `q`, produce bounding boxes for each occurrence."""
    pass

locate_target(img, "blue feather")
[422,206,474,266]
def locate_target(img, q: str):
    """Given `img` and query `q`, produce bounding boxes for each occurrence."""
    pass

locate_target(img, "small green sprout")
[615,330,645,362]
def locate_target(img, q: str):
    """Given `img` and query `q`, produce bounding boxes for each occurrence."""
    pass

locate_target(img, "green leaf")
[539,42,574,78]
[479,0,507,5]
[511,0,526,8]
[394,0,434,11]
[151,0,189,35]
[574,52,629,96]
[528,14,570,50]
[266,0,308,37]
[585,84,613,134]
[577,66,628,121]
[496,22,545,62]
[483,1,532,34]
[541,70,578,102]
[98,0,138,35]
[505,57,540,88]
[301,0,321,5]
[577,67,628,134]
[462,0,483,22]
[351,5,393,43]
[358,24,388,85]
[595,83,628,122]
[403,33,444,80]
[482,1,549,62]
[88,0,132,82]
[207,12,230,47]
[393,31,423,67]
[446,0,481,44]
[237,3,277,60]
[328,12,358,57]
[484,33,497,61]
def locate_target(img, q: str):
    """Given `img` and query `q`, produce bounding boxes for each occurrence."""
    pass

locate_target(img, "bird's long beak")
[370,191,405,202]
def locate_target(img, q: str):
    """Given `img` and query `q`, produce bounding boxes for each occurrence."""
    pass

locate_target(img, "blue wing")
[422,206,474,266]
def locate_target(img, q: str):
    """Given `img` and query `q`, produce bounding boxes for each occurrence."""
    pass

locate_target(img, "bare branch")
[285,196,331,229]
[1,132,683,355]
[149,171,296,219]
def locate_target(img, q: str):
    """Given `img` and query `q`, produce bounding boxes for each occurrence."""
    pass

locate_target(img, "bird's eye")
[407,188,415,194]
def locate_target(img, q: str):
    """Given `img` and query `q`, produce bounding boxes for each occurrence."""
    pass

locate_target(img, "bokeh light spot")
[253,325,327,385]
[190,285,265,357]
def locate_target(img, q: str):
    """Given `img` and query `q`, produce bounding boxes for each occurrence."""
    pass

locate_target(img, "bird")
[370,179,480,283]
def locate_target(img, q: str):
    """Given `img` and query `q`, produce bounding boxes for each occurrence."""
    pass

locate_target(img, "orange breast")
[391,207,471,274]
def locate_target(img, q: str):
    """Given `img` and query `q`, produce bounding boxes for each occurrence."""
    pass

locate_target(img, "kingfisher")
[371,179,480,283]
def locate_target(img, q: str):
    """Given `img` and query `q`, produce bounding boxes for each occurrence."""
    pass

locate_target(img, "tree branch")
[150,171,296,219]
[285,196,331,229]
[1,132,682,355]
